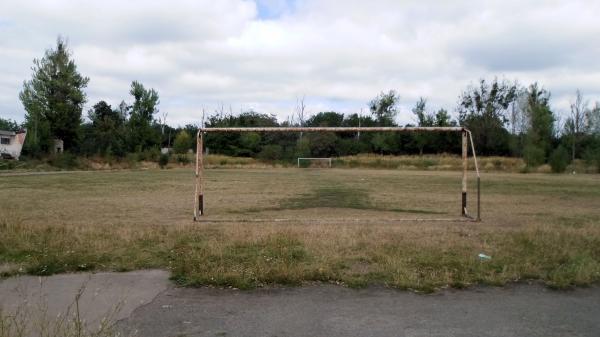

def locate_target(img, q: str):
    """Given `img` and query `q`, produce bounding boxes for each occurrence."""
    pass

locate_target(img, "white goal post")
[193,126,481,222]
[297,157,332,168]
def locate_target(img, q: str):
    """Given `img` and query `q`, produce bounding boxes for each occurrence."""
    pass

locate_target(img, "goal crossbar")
[197,126,464,133]
[194,126,481,222]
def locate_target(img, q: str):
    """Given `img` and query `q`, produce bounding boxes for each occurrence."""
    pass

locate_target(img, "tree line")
[2,38,600,172]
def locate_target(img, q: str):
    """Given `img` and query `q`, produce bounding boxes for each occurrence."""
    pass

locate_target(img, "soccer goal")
[193,127,481,222]
[297,157,332,168]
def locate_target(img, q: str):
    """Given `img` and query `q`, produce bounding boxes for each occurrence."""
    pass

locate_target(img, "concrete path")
[120,284,600,337]
[0,270,170,324]
[2,271,599,337]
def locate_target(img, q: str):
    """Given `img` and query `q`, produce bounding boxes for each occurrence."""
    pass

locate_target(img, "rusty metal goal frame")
[194,127,481,222]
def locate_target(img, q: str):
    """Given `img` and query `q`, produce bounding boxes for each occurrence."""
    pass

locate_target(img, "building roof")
[0,130,16,136]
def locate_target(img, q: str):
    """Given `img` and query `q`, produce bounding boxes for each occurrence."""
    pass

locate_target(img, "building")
[0,130,27,160]
[53,138,64,153]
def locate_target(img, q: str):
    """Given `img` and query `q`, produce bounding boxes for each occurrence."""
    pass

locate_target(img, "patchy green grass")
[284,185,371,210]
[1,168,600,292]
[282,185,444,215]
[234,183,443,215]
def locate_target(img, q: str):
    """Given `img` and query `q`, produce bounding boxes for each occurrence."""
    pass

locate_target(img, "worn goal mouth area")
[193,168,481,223]
[274,186,445,215]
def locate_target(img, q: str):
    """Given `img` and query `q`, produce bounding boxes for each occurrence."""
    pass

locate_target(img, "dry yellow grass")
[4,153,596,173]
[334,153,598,173]
[1,168,599,291]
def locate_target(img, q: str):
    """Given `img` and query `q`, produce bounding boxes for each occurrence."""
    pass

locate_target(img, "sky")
[1,0,599,127]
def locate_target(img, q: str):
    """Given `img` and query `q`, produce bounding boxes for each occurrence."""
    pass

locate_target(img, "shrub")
[294,138,310,158]
[298,159,311,168]
[420,158,437,169]
[583,144,600,173]
[0,160,16,170]
[173,130,192,154]
[258,145,283,162]
[523,144,545,168]
[159,153,170,169]
[126,152,139,164]
[549,146,570,173]
[48,152,80,170]
[103,146,114,164]
[138,147,161,162]
[176,154,190,164]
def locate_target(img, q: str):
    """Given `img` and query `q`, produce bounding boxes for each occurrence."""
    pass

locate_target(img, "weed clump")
[158,153,170,169]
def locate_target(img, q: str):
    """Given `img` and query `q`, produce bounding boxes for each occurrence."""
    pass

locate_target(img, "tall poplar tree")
[19,37,89,152]
[127,81,160,151]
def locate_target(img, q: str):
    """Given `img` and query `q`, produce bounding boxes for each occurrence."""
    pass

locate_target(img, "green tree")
[294,137,311,158]
[587,102,600,135]
[371,133,396,154]
[183,124,199,151]
[369,90,399,126]
[524,83,555,162]
[583,142,600,173]
[127,81,160,151]
[87,101,126,156]
[433,108,459,154]
[21,107,52,156]
[583,102,600,172]
[565,90,590,161]
[549,145,570,173]
[204,111,279,156]
[306,112,344,127]
[0,118,20,131]
[523,143,545,167]
[173,130,192,154]
[307,132,338,157]
[258,144,283,161]
[239,132,261,155]
[368,90,399,155]
[412,97,434,155]
[19,37,89,152]
[434,108,454,127]
[458,78,517,155]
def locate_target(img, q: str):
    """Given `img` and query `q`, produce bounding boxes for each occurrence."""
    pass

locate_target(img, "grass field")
[1,168,599,292]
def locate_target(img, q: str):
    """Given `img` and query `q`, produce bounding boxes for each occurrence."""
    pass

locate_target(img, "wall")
[0,131,27,160]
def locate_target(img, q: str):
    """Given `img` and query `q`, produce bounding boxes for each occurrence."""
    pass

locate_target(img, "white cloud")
[1,0,599,126]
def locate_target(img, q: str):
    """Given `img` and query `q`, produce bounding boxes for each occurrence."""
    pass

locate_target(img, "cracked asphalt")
[1,270,599,337]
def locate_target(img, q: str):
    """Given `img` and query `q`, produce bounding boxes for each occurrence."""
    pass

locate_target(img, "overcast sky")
[1,0,599,126]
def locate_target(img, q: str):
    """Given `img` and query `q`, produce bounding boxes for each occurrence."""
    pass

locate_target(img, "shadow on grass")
[232,185,446,215]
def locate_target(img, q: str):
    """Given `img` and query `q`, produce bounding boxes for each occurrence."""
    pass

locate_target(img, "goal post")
[194,126,481,222]
[297,157,332,168]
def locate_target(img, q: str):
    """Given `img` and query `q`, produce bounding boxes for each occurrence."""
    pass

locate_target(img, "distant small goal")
[297,157,332,168]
